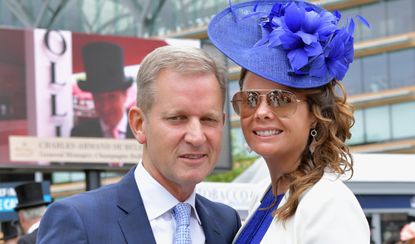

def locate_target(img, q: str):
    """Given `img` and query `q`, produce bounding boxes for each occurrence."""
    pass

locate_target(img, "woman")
[208,0,370,243]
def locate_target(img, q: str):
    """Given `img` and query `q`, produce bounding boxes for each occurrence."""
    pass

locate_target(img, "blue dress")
[234,188,284,244]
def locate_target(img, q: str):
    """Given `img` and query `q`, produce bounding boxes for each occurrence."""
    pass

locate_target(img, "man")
[1,220,19,244]
[37,46,241,244]
[14,182,50,244]
[71,41,134,139]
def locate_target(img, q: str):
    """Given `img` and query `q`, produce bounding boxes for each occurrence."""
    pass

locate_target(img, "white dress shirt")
[134,162,206,244]
[100,112,128,139]
[27,221,40,234]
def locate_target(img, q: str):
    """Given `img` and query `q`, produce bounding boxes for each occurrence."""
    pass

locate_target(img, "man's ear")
[128,106,147,144]
[17,211,25,223]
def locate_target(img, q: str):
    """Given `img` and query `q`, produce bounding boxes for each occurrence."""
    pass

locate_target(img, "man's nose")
[184,119,206,146]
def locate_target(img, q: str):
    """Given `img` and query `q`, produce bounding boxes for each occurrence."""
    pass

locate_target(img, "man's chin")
[183,173,210,185]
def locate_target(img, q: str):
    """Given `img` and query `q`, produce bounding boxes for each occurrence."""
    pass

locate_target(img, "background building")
[1,0,415,243]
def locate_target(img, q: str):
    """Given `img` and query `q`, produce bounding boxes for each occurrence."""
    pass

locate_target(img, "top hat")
[14,182,50,211]
[0,221,18,241]
[77,42,133,93]
[208,0,368,88]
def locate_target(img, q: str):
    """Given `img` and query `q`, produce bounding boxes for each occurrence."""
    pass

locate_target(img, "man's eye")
[167,116,185,121]
[203,117,218,122]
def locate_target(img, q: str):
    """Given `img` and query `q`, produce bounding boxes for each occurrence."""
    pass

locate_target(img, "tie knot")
[173,203,191,226]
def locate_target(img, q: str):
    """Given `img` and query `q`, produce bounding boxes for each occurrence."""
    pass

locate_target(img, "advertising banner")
[0,28,169,168]
[1,27,231,170]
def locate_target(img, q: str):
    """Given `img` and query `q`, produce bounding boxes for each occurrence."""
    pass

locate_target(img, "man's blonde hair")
[136,45,227,113]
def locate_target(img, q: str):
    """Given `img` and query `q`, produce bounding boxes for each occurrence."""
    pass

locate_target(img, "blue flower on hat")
[252,2,369,81]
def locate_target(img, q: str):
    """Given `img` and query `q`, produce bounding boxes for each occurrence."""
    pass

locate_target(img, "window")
[365,106,391,142]
[348,109,365,145]
[52,172,85,184]
[389,48,415,89]
[361,2,387,40]
[339,8,362,42]
[363,54,389,93]
[386,0,414,35]
[343,59,363,96]
[391,101,415,139]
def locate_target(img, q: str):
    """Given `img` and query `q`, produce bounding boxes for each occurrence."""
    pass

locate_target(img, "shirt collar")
[134,162,202,224]
[27,221,40,234]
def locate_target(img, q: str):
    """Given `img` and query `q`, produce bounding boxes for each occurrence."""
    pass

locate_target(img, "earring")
[309,128,317,154]
[310,128,317,138]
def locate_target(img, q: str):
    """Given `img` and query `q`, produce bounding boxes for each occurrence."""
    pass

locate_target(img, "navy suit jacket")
[18,229,37,244]
[37,167,241,244]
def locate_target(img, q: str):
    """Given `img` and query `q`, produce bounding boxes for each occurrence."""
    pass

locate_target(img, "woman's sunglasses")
[231,89,303,118]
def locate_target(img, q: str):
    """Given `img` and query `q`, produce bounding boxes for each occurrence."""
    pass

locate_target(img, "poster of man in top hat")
[71,41,134,140]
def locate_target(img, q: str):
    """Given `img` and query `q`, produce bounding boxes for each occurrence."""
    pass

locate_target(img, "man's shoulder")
[196,193,241,240]
[18,229,37,244]
[52,182,119,210]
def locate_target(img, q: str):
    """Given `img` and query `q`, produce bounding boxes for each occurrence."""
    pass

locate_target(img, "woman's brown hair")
[239,68,355,221]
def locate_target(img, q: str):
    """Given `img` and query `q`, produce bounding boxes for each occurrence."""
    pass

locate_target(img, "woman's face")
[239,72,315,164]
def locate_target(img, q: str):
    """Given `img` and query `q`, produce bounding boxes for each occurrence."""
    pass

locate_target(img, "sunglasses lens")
[231,91,259,117]
[231,92,242,115]
[267,90,297,117]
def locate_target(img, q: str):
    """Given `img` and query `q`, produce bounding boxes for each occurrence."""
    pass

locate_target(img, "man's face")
[129,69,224,198]
[92,90,127,128]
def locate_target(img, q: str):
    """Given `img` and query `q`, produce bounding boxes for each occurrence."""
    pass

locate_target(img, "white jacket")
[234,172,370,244]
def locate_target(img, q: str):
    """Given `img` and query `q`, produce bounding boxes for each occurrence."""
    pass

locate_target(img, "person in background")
[37,45,241,244]
[1,220,19,244]
[14,182,50,244]
[400,222,415,244]
[208,0,370,243]
[71,41,134,139]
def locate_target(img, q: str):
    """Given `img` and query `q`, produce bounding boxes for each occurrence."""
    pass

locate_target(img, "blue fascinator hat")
[208,0,369,88]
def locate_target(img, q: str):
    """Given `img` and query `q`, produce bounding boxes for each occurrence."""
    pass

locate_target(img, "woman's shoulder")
[310,171,352,193]
[291,171,370,243]
[298,171,361,209]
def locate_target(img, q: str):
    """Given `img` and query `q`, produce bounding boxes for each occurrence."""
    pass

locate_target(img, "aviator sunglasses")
[231,89,303,118]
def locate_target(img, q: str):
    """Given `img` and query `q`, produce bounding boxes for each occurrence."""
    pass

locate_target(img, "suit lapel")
[117,167,156,244]
[196,195,223,244]
[90,119,105,137]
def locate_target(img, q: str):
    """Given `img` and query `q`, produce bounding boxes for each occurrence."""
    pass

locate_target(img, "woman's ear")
[128,106,147,144]
[309,109,317,129]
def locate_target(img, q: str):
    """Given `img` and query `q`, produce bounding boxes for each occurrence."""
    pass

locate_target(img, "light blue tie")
[172,203,192,244]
